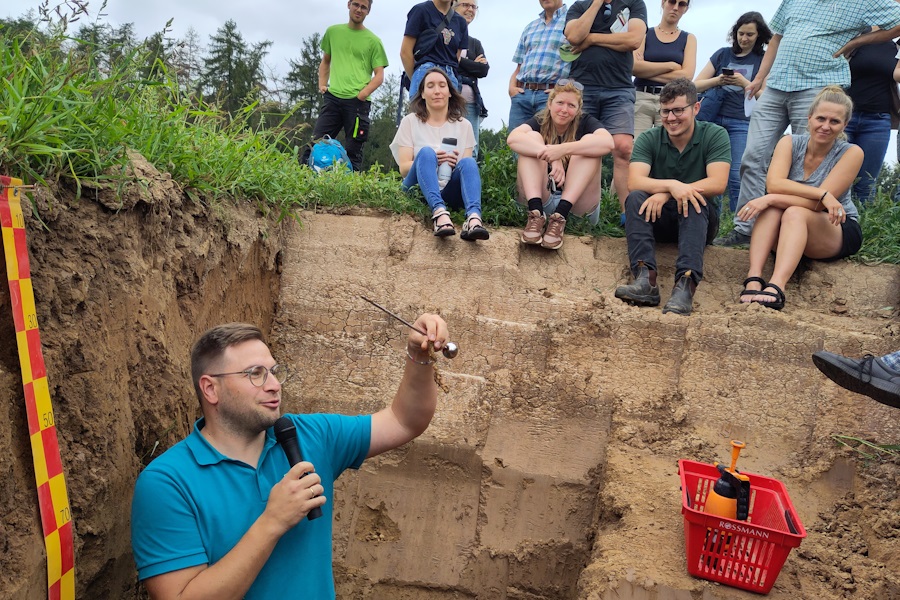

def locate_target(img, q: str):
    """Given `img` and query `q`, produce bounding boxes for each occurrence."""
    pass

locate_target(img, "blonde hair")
[808,85,853,123]
[534,82,583,168]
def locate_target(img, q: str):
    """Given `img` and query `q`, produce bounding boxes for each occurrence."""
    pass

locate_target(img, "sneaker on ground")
[521,210,546,245]
[712,229,751,247]
[541,213,566,249]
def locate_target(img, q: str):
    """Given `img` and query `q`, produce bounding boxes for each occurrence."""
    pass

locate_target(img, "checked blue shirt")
[512,5,570,84]
[883,351,900,372]
[768,0,900,92]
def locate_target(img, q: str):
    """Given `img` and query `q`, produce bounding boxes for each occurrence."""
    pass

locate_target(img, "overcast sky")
[5,0,897,161]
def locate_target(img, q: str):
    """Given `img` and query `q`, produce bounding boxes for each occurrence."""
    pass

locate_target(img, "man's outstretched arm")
[368,313,448,458]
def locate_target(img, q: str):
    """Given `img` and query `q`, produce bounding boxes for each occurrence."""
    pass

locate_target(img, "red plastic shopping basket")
[678,460,807,594]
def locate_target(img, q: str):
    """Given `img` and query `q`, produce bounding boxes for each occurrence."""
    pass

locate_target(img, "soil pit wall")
[277,213,899,600]
[1,191,898,600]
[0,173,285,599]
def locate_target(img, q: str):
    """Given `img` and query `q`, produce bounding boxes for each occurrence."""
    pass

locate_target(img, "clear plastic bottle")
[437,137,458,183]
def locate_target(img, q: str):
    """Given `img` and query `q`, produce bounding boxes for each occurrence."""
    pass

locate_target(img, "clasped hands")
[639,183,706,222]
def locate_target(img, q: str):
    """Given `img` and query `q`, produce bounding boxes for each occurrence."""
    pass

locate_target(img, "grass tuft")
[832,434,900,460]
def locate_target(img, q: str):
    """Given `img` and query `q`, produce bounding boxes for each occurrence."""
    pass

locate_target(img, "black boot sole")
[614,289,660,306]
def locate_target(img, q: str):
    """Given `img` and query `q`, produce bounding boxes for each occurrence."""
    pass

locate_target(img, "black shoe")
[712,229,751,248]
[615,262,660,306]
[812,351,900,409]
[662,271,696,316]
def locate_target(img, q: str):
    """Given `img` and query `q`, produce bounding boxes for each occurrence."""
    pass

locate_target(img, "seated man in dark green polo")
[615,78,730,316]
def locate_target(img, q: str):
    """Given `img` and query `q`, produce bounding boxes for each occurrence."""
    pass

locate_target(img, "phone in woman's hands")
[722,68,734,76]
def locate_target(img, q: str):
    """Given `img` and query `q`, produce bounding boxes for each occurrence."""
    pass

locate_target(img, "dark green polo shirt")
[631,120,731,198]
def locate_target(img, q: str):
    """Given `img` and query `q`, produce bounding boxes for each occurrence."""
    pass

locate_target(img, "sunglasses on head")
[556,78,584,91]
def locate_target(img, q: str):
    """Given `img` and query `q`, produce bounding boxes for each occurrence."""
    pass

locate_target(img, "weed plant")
[0,21,316,220]
[832,434,899,460]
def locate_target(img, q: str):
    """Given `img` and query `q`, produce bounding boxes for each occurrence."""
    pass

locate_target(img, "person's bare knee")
[613,135,633,162]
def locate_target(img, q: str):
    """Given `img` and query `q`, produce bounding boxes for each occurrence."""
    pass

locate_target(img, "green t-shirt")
[321,24,389,100]
[631,120,731,193]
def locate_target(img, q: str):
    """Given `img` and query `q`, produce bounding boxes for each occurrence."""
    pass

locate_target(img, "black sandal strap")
[742,276,767,288]
[764,283,785,302]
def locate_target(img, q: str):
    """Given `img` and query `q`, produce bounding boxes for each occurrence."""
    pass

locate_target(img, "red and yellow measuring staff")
[1,176,75,600]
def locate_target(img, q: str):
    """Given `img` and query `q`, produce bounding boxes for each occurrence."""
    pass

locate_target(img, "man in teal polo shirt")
[615,78,730,316]
[131,315,449,599]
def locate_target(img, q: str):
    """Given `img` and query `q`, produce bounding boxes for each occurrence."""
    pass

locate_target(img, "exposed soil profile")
[0,160,898,599]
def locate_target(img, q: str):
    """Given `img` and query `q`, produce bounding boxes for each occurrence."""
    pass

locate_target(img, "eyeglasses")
[658,105,692,117]
[350,1,370,11]
[208,364,291,387]
[665,0,689,7]
[602,2,612,17]
[556,78,584,91]
[457,2,478,10]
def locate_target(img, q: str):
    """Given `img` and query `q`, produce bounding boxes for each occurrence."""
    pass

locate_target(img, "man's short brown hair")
[659,78,698,106]
[190,323,265,405]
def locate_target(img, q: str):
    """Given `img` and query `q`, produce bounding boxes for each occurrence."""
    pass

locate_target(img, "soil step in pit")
[275,212,613,598]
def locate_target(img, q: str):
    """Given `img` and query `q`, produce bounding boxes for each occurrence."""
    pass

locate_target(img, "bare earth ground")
[0,163,898,599]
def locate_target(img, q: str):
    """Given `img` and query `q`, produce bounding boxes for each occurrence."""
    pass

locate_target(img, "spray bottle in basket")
[703,440,751,569]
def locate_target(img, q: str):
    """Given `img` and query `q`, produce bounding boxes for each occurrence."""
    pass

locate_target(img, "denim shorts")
[581,86,636,136]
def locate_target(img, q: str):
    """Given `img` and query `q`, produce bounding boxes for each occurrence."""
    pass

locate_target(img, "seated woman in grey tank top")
[735,86,864,311]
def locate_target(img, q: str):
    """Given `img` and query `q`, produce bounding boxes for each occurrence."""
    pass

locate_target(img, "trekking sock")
[527,198,544,213]
[555,200,574,219]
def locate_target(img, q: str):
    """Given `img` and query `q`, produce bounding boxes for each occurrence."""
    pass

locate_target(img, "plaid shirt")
[512,5,570,84]
[768,0,900,92]
[883,351,900,371]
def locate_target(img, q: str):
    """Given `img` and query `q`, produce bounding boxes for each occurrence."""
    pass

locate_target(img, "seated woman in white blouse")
[390,67,489,241]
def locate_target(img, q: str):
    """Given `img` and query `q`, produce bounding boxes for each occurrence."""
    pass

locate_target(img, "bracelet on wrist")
[815,190,828,211]
[406,348,435,365]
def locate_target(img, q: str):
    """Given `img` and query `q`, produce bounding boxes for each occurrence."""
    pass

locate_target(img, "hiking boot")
[662,271,696,316]
[712,229,751,248]
[540,213,566,249]
[615,261,660,306]
[521,210,546,245]
[812,351,900,409]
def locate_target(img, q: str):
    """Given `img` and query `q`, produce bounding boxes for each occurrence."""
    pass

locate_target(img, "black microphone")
[274,416,323,521]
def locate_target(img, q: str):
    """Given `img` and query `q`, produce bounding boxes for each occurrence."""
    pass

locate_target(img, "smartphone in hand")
[722,68,734,76]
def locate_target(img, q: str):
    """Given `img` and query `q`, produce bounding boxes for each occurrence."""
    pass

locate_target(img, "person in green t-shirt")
[615,78,730,316]
[300,0,389,171]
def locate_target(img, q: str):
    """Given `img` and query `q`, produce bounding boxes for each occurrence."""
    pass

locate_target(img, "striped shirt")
[768,0,900,92]
[512,5,571,84]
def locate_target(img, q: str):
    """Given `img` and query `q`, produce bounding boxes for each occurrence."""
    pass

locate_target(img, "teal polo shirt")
[131,413,370,599]
[631,120,731,206]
